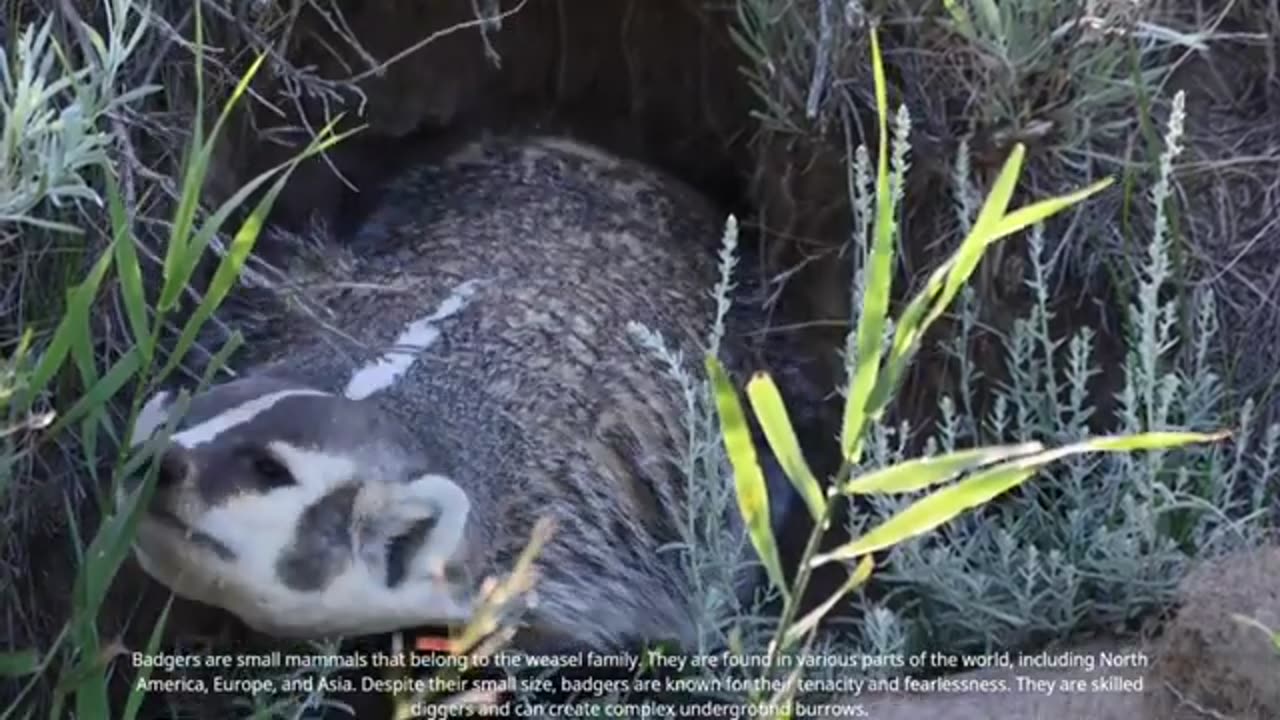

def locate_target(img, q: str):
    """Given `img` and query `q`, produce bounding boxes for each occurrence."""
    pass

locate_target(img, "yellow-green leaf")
[813,430,1227,566]
[987,178,1114,246]
[816,464,1037,565]
[707,357,788,600]
[842,442,1043,495]
[858,140,1030,423]
[782,555,874,649]
[1077,431,1230,451]
[839,25,897,464]
[942,143,1027,303]
[747,373,826,522]
[865,160,1114,423]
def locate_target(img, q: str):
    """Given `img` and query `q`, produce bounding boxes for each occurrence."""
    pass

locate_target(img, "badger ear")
[129,390,174,448]
[375,473,471,573]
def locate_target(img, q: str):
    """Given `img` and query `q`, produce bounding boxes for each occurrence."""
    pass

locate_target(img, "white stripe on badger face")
[343,278,485,401]
[130,390,174,448]
[268,440,360,491]
[171,389,331,448]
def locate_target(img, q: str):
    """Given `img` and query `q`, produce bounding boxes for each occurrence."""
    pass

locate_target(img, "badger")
[122,134,797,654]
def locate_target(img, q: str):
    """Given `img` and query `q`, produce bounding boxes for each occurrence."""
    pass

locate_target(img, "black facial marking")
[276,484,359,592]
[245,445,296,490]
[384,515,439,588]
[172,387,348,507]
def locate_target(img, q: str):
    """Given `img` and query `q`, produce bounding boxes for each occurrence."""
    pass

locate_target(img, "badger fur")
[124,134,794,653]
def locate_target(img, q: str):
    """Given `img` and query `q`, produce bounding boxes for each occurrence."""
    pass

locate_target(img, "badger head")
[121,375,475,638]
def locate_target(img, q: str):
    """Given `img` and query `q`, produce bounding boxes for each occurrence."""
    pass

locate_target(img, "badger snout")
[126,442,237,564]
[156,444,192,490]
[144,444,201,525]
[121,443,194,516]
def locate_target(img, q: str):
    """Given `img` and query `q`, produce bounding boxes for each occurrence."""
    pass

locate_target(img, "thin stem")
[764,459,856,674]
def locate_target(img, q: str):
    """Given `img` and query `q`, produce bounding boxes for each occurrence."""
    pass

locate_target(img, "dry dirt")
[831,545,1280,720]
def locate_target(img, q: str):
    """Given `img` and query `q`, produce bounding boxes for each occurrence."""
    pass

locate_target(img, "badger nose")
[156,444,192,490]
[117,444,191,503]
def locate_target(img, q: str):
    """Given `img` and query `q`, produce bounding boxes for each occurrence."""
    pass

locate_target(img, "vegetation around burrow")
[2,0,1277,717]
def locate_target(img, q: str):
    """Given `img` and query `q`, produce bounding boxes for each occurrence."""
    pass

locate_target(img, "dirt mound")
[833,546,1280,719]
[1148,543,1280,719]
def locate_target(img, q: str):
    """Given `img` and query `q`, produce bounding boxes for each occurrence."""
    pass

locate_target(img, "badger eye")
[250,451,295,488]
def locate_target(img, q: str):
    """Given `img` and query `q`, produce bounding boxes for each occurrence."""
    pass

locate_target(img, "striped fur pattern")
[125,134,773,652]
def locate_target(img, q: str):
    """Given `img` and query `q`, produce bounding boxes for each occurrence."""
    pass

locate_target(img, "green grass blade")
[1074,431,1229,452]
[707,356,788,600]
[0,215,84,234]
[49,349,141,436]
[158,53,267,311]
[155,144,328,384]
[67,304,98,393]
[0,651,39,677]
[120,598,173,720]
[55,651,113,720]
[117,392,193,482]
[65,441,166,718]
[72,429,174,623]
[105,169,153,365]
[71,655,111,720]
[22,247,115,407]
[988,178,1115,245]
[196,331,244,389]
[861,273,950,418]
[841,442,1043,494]
[874,144,1027,382]
[160,137,199,304]
[813,431,1227,566]
[66,259,105,467]
[746,372,826,522]
[158,7,206,310]
[163,163,287,307]
[839,25,896,464]
[163,117,357,317]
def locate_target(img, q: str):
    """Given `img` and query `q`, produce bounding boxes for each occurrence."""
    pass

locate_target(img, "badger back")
[247,135,745,650]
